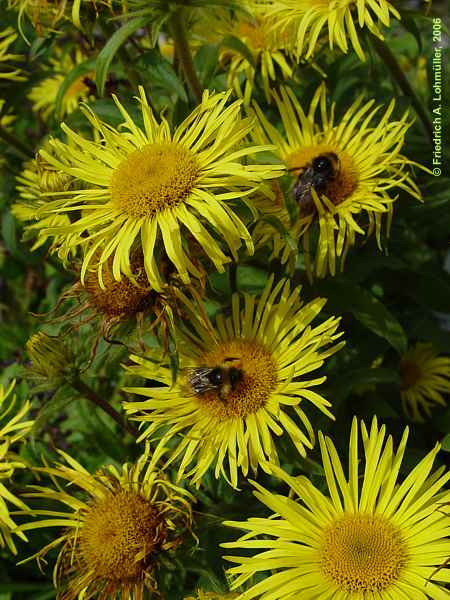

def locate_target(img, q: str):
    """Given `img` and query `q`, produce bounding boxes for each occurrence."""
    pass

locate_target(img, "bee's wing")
[184,367,216,395]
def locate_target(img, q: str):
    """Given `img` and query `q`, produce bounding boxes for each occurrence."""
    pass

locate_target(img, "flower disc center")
[320,514,406,593]
[191,339,277,418]
[399,359,421,389]
[111,142,199,218]
[80,490,165,583]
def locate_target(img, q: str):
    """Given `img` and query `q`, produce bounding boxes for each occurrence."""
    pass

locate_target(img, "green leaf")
[96,16,150,96]
[441,433,450,452]
[398,269,450,313]
[221,35,256,68]
[314,279,408,354]
[141,49,188,102]
[400,14,423,53]
[55,57,97,120]
[194,44,220,86]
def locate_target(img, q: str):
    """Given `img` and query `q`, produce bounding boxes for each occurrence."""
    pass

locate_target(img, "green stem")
[169,9,203,104]
[229,263,238,294]
[0,124,34,158]
[71,377,138,438]
[370,34,433,143]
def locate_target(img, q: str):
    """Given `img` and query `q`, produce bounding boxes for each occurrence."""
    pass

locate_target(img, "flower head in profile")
[0,27,25,81]
[19,445,194,599]
[0,380,34,554]
[223,416,450,599]
[197,2,294,103]
[12,152,73,251]
[26,332,74,387]
[253,84,422,279]
[399,343,450,422]
[35,87,281,291]
[123,275,344,488]
[267,0,400,61]
[28,49,94,120]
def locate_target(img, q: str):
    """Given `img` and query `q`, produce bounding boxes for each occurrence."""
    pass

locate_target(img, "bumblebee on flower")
[123,275,344,488]
[252,83,423,279]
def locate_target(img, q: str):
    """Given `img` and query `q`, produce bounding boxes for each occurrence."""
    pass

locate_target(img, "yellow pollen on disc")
[111,142,199,218]
[286,145,358,211]
[191,339,278,418]
[320,514,407,593]
[400,359,421,389]
[80,490,165,583]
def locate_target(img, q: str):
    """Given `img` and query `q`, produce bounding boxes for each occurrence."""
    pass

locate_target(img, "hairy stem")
[370,34,433,143]
[169,9,203,103]
[71,377,138,438]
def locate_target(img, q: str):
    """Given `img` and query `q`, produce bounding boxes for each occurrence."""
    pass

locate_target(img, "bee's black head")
[208,367,224,386]
[312,154,335,173]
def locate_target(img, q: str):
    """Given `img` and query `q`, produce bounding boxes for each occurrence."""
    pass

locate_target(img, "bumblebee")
[187,357,243,402]
[292,152,340,213]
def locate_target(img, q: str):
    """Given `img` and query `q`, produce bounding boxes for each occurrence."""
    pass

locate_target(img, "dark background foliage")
[0,0,449,597]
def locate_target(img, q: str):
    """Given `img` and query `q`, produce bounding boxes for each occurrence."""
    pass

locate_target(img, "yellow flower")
[26,331,74,382]
[28,49,94,119]
[400,343,450,422]
[0,27,25,81]
[19,445,194,599]
[267,0,400,61]
[197,3,293,103]
[11,154,73,251]
[253,84,422,279]
[0,380,34,554]
[35,88,282,291]
[123,275,344,488]
[223,416,450,599]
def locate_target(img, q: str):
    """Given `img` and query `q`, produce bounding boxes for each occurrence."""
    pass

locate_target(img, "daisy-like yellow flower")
[197,3,293,103]
[267,0,400,61]
[253,84,422,279]
[11,153,72,251]
[35,87,282,291]
[0,27,25,81]
[223,416,450,599]
[28,49,94,120]
[123,275,344,488]
[19,445,194,599]
[400,343,450,422]
[0,380,34,554]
